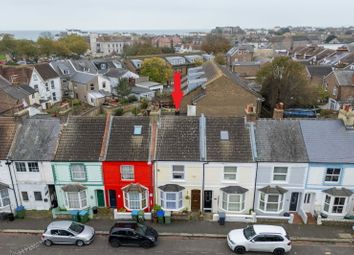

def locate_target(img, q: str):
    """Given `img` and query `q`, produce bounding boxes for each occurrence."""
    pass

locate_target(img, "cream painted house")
[155,115,256,214]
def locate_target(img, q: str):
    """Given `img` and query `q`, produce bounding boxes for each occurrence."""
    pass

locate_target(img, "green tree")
[58,35,89,56]
[116,78,132,100]
[214,53,226,65]
[201,34,231,54]
[37,37,56,57]
[140,57,173,83]
[256,57,317,109]
[0,34,17,58]
[15,40,39,59]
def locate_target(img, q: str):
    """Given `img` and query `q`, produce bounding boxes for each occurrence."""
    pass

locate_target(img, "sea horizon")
[0,29,211,41]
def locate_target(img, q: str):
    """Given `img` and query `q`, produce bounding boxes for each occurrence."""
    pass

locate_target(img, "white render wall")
[0,160,17,213]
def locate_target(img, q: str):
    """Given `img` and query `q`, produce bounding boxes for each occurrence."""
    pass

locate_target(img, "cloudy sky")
[2,0,354,30]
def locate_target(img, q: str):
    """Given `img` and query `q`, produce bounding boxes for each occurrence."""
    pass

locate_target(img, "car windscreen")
[243,225,256,240]
[136,224,147,235]
[69,222,85,234]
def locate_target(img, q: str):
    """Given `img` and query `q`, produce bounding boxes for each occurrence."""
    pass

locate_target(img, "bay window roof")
[220,186,248,194]
[122,184,145,193]
[159,184,185,192]
[259,185,288,194]
[0,182,9,190]
[323,187,353,197]
[62,184,87,192]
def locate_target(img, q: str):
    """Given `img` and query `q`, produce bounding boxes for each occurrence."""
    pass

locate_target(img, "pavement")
[1,233,353,255]
[0,218,353,242]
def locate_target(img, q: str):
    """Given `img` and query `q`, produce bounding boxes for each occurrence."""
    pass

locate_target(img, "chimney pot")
[273,102,284,120]
[245,104,257,123]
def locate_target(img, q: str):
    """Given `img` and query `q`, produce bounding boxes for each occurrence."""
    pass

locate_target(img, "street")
[0,233,353,255]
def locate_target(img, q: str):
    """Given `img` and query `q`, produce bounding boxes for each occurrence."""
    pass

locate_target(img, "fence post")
[251,212,257,223]
[317,215,322,225]
[288,213,294,224]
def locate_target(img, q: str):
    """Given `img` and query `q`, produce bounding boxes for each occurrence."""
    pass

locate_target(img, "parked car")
[227,225,291,255]
[42,221,95,247]
[108,221,158,248]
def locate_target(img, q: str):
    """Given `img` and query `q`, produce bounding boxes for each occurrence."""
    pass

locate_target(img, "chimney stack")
[245,104,257,123]
[273,102,284,120]
[338,104,354,128]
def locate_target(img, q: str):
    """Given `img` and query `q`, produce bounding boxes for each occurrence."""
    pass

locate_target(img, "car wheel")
[76,240,85,247]
[110,239,121,248]
[141,241,152,249]
[273,248,285,255]
[43,240,52,247]
[234,246,246,254]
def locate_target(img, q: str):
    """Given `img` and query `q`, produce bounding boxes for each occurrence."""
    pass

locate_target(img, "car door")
[249,235,268,252]
[50,229,61,244]
[116,230,130,245]
[58,230,76,244]
[125,230,141,246]
[266,235,285,251]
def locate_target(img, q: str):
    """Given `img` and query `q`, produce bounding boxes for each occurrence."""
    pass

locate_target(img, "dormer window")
[220,131,229,140]
[134,125,142,135]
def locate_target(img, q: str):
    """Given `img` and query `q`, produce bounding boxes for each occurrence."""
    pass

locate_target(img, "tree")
[15,40,39,60]
[37,37,56,57]
[58,35,89,56]
[0,34,17,58]
[325,35,337,43]
[201,34,231,54]
[214,53,226,65]
[116,78,132,100]
[256,57,318,109]
[140,57,173,84]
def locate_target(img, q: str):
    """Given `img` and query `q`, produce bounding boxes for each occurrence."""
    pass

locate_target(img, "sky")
[1,0,354,30]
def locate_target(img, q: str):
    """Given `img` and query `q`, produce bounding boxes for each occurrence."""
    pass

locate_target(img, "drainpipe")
[201,161,209,212]
[5,159,19,208]
[252,161,259,211]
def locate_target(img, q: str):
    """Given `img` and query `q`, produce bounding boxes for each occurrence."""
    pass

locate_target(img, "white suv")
[227,225,291,255]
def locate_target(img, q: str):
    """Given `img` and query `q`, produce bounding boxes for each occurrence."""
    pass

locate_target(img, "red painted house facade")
[102,116,154,211]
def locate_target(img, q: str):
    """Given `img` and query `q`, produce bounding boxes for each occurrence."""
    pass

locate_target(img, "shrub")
[114,107,124,116]
[72,99,81,106]
[140,99,148,110]
[128,95,138,103]
[131,106,140,116]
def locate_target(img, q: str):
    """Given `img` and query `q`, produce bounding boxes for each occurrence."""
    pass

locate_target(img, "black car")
[108,221,158,248]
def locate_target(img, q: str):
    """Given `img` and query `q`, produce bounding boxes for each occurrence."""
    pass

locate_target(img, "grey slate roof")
[220,186,248,194]
[300,120,354,163]
[34,63,59,80]
[70,72,97,84]
[0,182,9,190]
[55,117,106,161]
[158,184,185,192]
[0,117,17,159]
[323,187,353,197]
[19,85,36,94]
[10,118,61,161]
[156,116,200,161]
[70,60,98,74]
[258,185,288,194]
[50,60,76,78]
[206,117,253,162]
[333,70,354,86]
[62,184,87,192]
[306,65,332,78]
[105,117,151,161]
[255,120,308,162]
[0,75,33,101]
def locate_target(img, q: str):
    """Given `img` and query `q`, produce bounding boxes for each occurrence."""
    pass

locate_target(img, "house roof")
[156,116,200,161]
[258,185,288,194]
[105,68,129,78]
[131,86,151,94]
[206,117,253,162]
[0,76,33,102]
[70,72,97,84]
[255,120,308,162]
[34,63,59,80]
[333,70,354,86]
[50,60,76,78]
[0,117,17,160]
[55,117,106,161]
[220,186,248,194]
[70,60,98,74]
[105,117,151,161]
[19,85,36,94]
[62,184,87,192]
[158,184,185,192]
[306,65,333,78]
[227,44,254,56]
[323,187,353,197]
[0,65,33,85]
[10,118,61,161]
[300,119,354,163]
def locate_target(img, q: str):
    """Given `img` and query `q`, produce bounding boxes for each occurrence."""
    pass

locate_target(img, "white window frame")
[323,194,347,215]
[123,190,148,210]
[324,168,341,183]
[51,80,55,89]
[15,162,27,172]
[65,190,88,210]
[223,166,237,181]
[0,189,10,208]
[172,165,185,180]
[28,162,39,172]
[70,164,86,181]
[160,191,183,211]
[272,167,288,182]
[221,192,245,212]
[258,192,284,213]
[120,165,134,180]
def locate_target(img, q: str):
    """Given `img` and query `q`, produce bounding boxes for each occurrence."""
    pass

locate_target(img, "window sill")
[257,208,283,214]
[222,180,238,184]
[170,179,186,183]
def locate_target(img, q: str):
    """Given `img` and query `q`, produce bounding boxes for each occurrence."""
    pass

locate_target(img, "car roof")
[47,221,73,230]
[252,225,286,235]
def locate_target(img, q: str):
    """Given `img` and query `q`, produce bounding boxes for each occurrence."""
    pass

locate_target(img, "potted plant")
[152,204,161,224]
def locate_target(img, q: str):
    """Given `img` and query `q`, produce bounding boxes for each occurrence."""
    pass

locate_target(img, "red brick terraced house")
[102,117,155,212]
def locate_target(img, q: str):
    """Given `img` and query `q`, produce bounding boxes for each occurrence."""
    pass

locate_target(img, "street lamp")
[5,158,19,208]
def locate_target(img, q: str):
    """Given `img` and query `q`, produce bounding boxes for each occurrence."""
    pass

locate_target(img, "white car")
[227,225,291,255]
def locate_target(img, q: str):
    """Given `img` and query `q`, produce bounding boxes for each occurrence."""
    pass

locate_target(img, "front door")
[108,190,117,208]
[96,190,105,207]
[203,190,212,212]
[303,193,312,212]
[191,190,201,211]
[289,192,299,211]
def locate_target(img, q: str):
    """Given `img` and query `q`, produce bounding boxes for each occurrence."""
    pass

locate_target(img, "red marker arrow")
[172,72,183,110]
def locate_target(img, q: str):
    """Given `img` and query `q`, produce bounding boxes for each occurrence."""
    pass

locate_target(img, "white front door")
[303,193,313,212]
